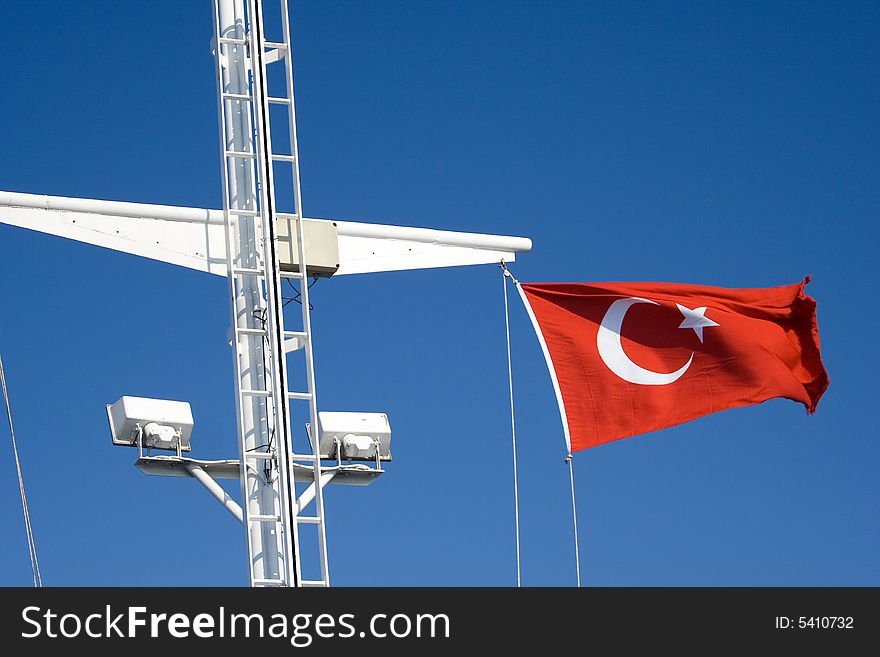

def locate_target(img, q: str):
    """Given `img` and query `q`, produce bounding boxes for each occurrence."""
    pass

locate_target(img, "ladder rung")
[301,580,327,588]
[287,391,313,400]
[250,514,281,522]
[227,209,261,216]
[222,92,252,101]
[296,516,321,525]
[245,451,275,460]
[271,154,296,163]
[265,41,288,50]
[276,212,300,220]
[283,331,308,340]
[253,578,287,586]
[242,389,272,397]
[268,97,291,105]
[232,267,264,276]
[225,150,256,159]
[291,453,318,462]
[280,270,307,280]
[218,37,248,46]
[235,327,267,336]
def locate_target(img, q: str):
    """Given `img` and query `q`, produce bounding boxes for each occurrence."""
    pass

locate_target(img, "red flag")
[518,278,828,452]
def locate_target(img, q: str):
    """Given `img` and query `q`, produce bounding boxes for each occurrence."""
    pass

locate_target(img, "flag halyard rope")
[566,453,581,587]
[500,260,522,587]
[502,261,582,588]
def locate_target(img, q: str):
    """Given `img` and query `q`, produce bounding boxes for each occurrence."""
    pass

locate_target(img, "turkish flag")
[518,279,828,452]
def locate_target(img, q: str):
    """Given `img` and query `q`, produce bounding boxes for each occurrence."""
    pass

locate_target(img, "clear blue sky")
[0,0,877,586]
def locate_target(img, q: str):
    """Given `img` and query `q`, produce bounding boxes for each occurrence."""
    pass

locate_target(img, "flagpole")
[566,452,581,587]
[500,261,522,587]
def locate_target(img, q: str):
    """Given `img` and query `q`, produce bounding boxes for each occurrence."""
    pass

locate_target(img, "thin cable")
[283,276,318,309]
[566,453,581,587]
[0,354,42,587]
[501,261,522,587]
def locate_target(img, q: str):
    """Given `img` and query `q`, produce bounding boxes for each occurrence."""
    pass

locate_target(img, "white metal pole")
[295,472,336,513]
[218,0,285,584]
[186,463,244,523]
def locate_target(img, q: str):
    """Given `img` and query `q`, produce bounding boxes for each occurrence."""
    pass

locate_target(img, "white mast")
[215,0,285,585]
[214,0,311,587]
[0,0,532,588]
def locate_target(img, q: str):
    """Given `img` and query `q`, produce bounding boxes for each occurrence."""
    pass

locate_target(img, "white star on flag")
[676,303,719,343]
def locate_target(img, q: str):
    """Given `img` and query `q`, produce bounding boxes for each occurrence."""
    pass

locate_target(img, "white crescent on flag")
[596,297,693,385]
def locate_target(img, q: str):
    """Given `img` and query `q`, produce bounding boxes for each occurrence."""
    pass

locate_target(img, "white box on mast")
[276,218,340,277]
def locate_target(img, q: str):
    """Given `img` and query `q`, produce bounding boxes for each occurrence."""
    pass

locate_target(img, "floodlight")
[317,412,391,461]
[107,396,193,452]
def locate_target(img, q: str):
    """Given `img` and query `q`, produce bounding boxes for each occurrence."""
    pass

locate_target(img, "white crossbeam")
[0,191,531,276]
